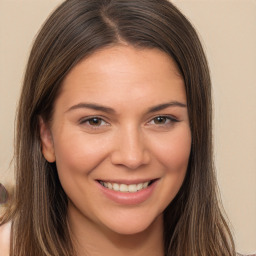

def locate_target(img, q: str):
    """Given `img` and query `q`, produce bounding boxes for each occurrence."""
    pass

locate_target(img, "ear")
[39,116,56,163]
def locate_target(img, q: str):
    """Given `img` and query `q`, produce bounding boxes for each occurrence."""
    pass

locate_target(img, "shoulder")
[0,222,11,256]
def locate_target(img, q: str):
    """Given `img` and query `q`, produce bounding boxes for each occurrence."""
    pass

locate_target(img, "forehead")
[64,45,182,83]
[57,45,186,111]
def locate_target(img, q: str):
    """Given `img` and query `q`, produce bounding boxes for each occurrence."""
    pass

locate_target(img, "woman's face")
[40,46,191,236]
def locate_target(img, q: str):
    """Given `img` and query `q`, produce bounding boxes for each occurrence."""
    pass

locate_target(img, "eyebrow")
[66,103,116,114]
[66,101,187,114]
[147,101,187,113]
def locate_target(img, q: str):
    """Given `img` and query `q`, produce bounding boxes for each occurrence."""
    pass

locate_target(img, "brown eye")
[79,116,110,131]
[88,118,103,126]
[147,115,179,127]
[153,116,168,124]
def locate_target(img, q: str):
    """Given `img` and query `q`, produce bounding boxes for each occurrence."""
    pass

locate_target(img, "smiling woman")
[0,0,241,255]
[40,46,191,242]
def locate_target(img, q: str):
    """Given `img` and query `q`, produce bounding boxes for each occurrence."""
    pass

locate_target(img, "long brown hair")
[1,0,236,255]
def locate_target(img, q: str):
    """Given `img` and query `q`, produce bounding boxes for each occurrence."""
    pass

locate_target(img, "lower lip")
[97,180,158,205]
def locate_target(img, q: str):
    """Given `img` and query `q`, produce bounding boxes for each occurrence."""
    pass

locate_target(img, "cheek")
[53,130,111,177]
[152,126,191,170]
[52,131,112,211]
[150,126,191,208]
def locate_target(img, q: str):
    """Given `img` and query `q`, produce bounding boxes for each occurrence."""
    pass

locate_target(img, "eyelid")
[146,115,180,125]
[77,114,180,130]
[79,116,110,127]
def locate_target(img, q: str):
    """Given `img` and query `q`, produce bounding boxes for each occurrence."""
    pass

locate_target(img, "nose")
[110,126,151,169]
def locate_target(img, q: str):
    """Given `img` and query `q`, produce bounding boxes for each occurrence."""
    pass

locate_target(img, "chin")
[101,211,163,236]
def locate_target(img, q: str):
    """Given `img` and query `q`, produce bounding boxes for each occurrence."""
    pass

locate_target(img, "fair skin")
[40,45,191,256]
[0,222,11,256]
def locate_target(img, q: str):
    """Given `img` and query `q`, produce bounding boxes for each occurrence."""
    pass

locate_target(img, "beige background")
[0,0,255,254]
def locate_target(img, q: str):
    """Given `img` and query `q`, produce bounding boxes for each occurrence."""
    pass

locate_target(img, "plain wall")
[0,0,255,254]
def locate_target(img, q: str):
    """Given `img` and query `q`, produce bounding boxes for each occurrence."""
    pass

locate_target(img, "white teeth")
[120,184,128,192]
[136,183,143,190]
[99,180,152,193]
[107,182,113,189]
[143,182,149,188]
[113,183,119,191]
[128,184,137,192]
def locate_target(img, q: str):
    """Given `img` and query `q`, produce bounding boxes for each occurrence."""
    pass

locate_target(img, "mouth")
[97,179,157,193]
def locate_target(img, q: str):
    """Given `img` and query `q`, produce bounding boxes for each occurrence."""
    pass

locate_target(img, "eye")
[147,115,179,126]
[152,116,169,125]
[87,117,104,126]
[80,117,109,128]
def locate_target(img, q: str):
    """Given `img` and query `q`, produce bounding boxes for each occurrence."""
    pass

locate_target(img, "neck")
[67,206,164,256]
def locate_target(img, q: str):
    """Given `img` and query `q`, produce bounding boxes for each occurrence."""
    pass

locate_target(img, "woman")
[0,0,243,255]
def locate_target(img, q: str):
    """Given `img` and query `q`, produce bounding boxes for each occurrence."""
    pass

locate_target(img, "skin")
[0,222,11,256]
[40,45,191,256]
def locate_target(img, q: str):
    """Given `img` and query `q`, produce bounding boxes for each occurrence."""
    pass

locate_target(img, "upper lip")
[96,178,158,185]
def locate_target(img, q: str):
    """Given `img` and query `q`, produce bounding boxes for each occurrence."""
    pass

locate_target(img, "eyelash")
[79,116,109,129]
[79,115,179,129]
[147,115,179,127]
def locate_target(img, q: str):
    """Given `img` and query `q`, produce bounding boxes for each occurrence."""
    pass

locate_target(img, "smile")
[97,179,158,205]
[98,180,155,193]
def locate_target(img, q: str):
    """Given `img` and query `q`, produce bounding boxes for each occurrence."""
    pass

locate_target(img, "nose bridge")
[111,124,150,169]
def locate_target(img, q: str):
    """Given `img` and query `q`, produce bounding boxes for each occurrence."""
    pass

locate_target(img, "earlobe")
[39,117,56,163]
